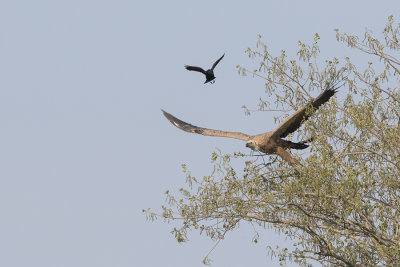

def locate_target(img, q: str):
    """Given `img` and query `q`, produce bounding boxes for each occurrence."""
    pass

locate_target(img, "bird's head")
[246,140,259,151]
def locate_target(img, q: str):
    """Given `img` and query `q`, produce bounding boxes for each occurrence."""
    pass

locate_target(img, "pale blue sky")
[1,1,399,266]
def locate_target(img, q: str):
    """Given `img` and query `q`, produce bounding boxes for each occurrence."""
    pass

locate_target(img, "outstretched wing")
[184,65,206,74]
[271,83,339,139]
[162,109,251,141]
[211,53,225,70]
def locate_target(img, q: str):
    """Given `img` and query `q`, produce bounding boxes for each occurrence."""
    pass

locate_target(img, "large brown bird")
[184,54,225,84]
[162,83,339,165]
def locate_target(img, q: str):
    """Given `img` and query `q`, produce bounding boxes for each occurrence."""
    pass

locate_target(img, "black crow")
[184,54,225,84]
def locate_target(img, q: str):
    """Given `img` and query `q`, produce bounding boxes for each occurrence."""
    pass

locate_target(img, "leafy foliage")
[145,16,400,266]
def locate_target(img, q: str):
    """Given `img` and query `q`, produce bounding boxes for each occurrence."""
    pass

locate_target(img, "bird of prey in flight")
[184,54,225,84]
[162,84,339,165]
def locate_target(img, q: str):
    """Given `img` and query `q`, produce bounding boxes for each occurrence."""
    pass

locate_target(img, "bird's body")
[184,54,225,84]
[162,83,339,165]
[204,69,216,84]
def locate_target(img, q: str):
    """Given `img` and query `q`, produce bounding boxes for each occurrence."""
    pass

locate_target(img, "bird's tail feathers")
[283,139,313,150]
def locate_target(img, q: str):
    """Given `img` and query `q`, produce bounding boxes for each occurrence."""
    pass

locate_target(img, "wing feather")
[162,109,251,141]
[271,84,339,139]
[184,65,206,74]
[211,53,225,70]
[275,146,298,165]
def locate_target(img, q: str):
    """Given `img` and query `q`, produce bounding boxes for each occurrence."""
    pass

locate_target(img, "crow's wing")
[162,109,251,141]
[184,65,206,74]
[271,84,339,139]
[211,53,225,70]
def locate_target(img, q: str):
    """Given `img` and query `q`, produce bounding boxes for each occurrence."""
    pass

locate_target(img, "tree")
[145,16,400,266]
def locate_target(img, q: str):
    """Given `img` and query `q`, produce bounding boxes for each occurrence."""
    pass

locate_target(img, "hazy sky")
[1,1,399,266]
